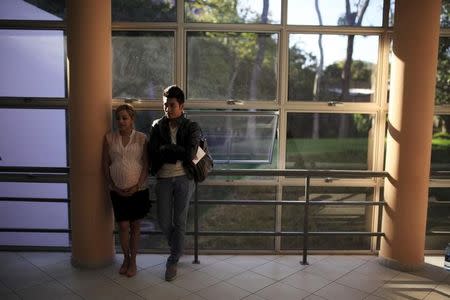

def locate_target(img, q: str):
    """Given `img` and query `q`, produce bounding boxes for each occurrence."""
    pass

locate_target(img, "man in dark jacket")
[148,85,200,281]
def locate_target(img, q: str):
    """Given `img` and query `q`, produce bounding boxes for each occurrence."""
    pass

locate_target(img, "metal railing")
[190,169,387,264]
[1,167,449,264]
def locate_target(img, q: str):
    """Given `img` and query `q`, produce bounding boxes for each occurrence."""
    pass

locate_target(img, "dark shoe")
[165,263,177,281]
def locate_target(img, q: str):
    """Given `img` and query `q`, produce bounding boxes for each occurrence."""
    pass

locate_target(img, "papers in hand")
[192,146,206,165]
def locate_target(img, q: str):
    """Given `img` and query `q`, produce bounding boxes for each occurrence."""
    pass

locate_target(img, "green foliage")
[111,0,176,22]
[24,0,65,18]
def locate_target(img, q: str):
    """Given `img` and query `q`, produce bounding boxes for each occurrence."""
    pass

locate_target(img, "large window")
[2,0,449,252]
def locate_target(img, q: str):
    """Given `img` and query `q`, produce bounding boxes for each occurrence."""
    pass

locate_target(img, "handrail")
[0,168,449,258]
[191,169,389,264]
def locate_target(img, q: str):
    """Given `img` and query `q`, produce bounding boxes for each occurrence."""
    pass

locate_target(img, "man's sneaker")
[165,263,177,281]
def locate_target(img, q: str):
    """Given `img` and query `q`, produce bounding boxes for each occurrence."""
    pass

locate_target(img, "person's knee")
[118,221,130,233]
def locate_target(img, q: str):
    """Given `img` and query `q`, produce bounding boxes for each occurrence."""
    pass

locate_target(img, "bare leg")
[126,219,140,277]
[118,221,130,275]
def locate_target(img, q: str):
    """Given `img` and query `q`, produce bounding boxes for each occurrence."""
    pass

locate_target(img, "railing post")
[301,176,310,265]
[193,181,200,264]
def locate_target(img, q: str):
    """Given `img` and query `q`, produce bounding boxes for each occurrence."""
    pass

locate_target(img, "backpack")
[192,135,214,183]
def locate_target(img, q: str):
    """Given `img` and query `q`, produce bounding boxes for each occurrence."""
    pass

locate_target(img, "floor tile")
[200,261,246,280]
[353,261,400,281]
[226,270,276,293]
[173,270,221,292]
[251,261,298,281]
[302,261,350,281]
[314,282,368,300]
[0,260,53,291]
[0,293,21,300]
[108,267,164,292]
[273,255,310,270]
[423,290,450,300]
[196,282,250,300]
[282,271,331,293]
[138,281,191,300]
[256,282,310,300]
[242,294,266,300]
[225,255,271,270]
[303,295,326,300]
[0,280,13,295]
[19,251,71,267]
[15,280,78,300]
[336,269,386,293]
[180,293,208,300]
[373,272,438,300]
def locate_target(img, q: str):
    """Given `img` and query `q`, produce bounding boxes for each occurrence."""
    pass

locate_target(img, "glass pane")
[189,111,278,164]
[0,232,69,247]
[187,32,278,101]
[426,188,450,250]
[0,202,68,229]
[431,115,450,171]
[282,236,371,250]
[112,0,176,22]
[0,0,65,20]
[193,185,276,250]
[198,236,274,250]
[112,32,174,100]
[0,182,67,198]
[288,0,383,26]
[389,0,395,26]
[286,113,373,170]
[0,109,67,167]
[288,34,378,102]
[436,37,450,105]
[185,0,281,24]
[282,186,374,250]
[441,0,450,28]
[0,30,66,98]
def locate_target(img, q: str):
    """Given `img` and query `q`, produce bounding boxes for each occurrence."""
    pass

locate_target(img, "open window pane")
[185,0,281,24]
[112,31,174,100]
[286,113,373,170]
[0,30,65,98]
[0,109,67,167]
[189,111,278,164]
[112,0,176,22]
[289,34,378,102]
[288,0,383,26]
[0,0,64,20]
[187,32,278,101]
[431,115,450,171]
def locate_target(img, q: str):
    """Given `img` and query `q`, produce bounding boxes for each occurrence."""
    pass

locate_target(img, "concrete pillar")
[380,0,441,271]
[67,0,114,268]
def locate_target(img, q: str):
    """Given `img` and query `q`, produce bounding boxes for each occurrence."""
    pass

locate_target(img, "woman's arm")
[137,138,149,188]
[102,134,124,195]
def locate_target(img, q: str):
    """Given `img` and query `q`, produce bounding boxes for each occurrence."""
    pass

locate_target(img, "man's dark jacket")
[148,114,201,178]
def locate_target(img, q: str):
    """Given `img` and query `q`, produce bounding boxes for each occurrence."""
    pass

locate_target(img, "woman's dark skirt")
[110,189,150,222]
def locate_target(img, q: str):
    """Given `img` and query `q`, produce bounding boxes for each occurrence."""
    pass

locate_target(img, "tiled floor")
[0,252,448,300]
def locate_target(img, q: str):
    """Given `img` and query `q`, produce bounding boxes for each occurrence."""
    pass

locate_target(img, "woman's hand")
[123,184,139,197]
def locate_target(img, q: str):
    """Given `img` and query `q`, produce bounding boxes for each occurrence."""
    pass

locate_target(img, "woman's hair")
[115,103,135,120]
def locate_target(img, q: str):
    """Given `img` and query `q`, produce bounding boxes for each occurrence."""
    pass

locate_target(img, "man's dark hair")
[163,85,185,105]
